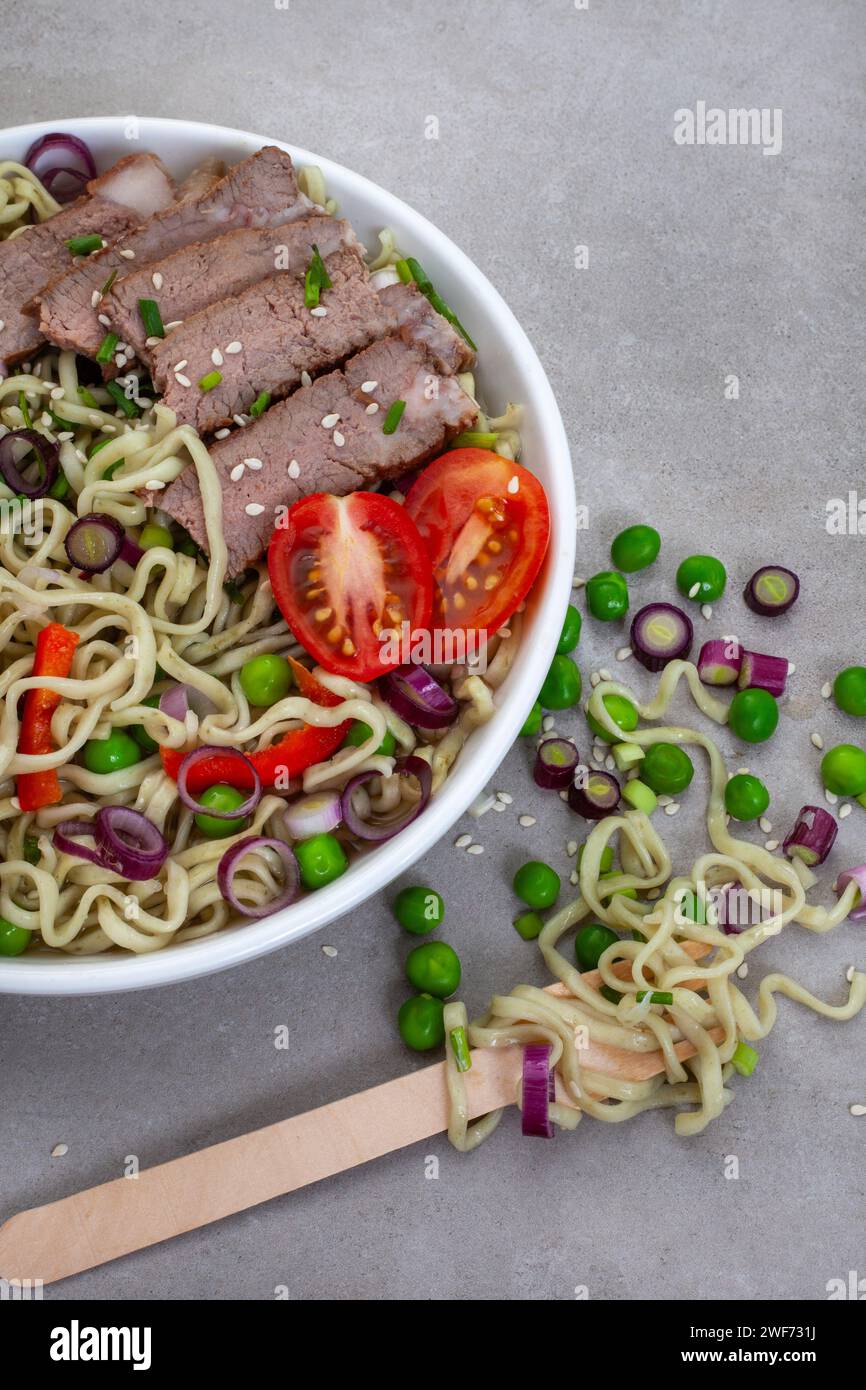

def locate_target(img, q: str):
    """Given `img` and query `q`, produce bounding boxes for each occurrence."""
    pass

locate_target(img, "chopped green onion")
[198,370,222,392]
[17,391,32,427]
[99,269,117,297]
[87,437,112,458]
[49,408,76,431]
[77,385,99,408]
[103,460,124,480]
[449,1026,472,1072]
[635,990,673,1006]
[104,380,141,418]
[395,258,413,284]
[23,834,41,865]
[304,268,320,309]
[65,233,103,257]
[731,1041,759,1077]
[95,332,118,365]
[382,399,406,435]
[250,391,271,418]
[450,431,497,449]
[138,298,165,339]
[48,470,70,501]
[404,256,477,351]
[304,243,332,308]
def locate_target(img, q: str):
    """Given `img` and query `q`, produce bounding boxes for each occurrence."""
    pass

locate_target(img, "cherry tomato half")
[268,492,433,683]
[403,449,550,647]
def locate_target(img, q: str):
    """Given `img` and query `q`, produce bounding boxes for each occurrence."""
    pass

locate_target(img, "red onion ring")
[54,808,168,881]
[24,132,97,204]
[341,755,432,842]
[176,746,262,819]
[159,684,218,723]
[834,866,866,921]
[379,665,458,730]
[218,836,300,919]
[521,1043,555,1138]
[53,818,105,867]
[283,791,342,840]
[64,513,125,573]
[0,429,60,499]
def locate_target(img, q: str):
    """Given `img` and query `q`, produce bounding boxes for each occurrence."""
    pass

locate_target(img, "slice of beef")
[37,146,310,363]
[150,248,390,434]
[378,282,475,375]
[107,212,357,366]
[159,320,478,575]
[0,152,176,366]
[176,156,226,201]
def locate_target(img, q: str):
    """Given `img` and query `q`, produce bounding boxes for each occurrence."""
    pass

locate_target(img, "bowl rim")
[0,115,575,995]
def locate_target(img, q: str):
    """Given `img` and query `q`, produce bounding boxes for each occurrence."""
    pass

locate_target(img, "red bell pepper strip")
[16,622,80,812]
[159,656,351,791]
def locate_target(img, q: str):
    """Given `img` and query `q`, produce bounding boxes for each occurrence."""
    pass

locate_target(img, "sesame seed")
[225,341,242,354]
[145,479,165,490]
[321,413,340,428]
[496,791,513,804]
[118,248,135,259]
[737,963,749,979]
[598,669,613,682]
[300,370,312,387]
[245,503,265,517]
[764,839,779,851]
[39,412,53,427]
[788,662,796,674]
[664,803,680,816]
[164,320,183,330]
[850,1104,866,1117]
[759,817,773,833]
[846,965,856,982]
[88,413,103,427]
[57,430,73,441]
[97,313,111,326]
[288,459,300,479]
[821,681,832,699]
[211,348,224,367]
[590,671,601,687]
[466,843,484,855]
[702,604,713,620]
[542,716,555,732]
[605,755,616,772]
[174,374,191,388]
[244,457,263,471]
[145,336,162,348]
[365,402,380,414]
[310,306,327,317]
[230,464,245,482]
[333,430,345,447]
[572,576,586,588]
[507,476,519,494]
[322,945,338,958]
[688,582,701,599]
[566,840,578,856]
[518,814,537,827]
[151,271,163,290]
[825,789,838,805]
[49,385,64,400]
[50,1143,69,1158]
[559,789,568,800]
[214,428,231,440]
[454,833,472,849]
[361,380,379,393]
[840,803,852,819]
[570,869,579,885]
[174,359,188,371]
[736,767,750,776]
[90,290,101,308]
[616,646,632,661]
[114,354,126,369]
[810,732,824,749]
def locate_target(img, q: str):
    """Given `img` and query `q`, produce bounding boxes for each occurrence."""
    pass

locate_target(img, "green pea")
[397,993,445,1052]
[131,693,161,754]
[405,941,461,998]
[394,885,444,935]
[539,655,581,710]
[239,653,293,707]
[728,688,779,744]
[343,720,396,758]
[556,604,582,654]
[677,889,706,924]
[586,570,629,621]
[833,667,866,717]
[520,701,543,736]
[82,729,142,775]
[576,843,615,874]
[575,922,620,972]
[513,910,544,941]
[586,693,639,744]
[821,744,866,798]
[139,523,173,551]
[194,784,249,838]
[641,742,695,795]
[676,554,727,603]
[724,773,770,821]
[0,917,31,956]
[610,524,661,573]
[513,860,561,909]
[295,832,348,889]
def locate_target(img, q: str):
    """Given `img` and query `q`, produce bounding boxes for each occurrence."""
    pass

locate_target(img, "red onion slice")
[94,806,169,880]
[283,791,342,840]
[24,132,97,204]
[783,805,837,867]
[218,835,300,919]
[0,429,60,499]
[834,865,866,921]
[177,746,262,819]
[379,665,458,730]
[159,683,218,723]
[54,818,105,867]
[568,768,620,820]
[341,755,432,841]
[697,638,742,686]
[64,513,125,572]
[744,566,799,617]
[737,650,788,698]
[522,1043,554,1138]
[630,603,693,672]
[534,737,579,790]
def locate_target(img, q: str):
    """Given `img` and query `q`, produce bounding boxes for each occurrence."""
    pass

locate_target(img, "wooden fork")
[0,941,714,1286]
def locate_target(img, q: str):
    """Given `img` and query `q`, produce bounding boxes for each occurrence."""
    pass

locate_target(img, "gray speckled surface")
[1,0,865,1301]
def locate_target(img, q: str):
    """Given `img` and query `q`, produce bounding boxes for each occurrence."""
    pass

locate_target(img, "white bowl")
[0,117,575,995]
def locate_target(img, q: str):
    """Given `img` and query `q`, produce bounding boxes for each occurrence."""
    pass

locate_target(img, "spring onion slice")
[66,233,103,257]
[304,243,333,308]
[382,399,406,435]
[17,391,32,427]
[95,332,118,365]
[104,381,141,418]
[138,298,165,339]
[394,258,413,284]
[450,431,498,449]
[198,370,222,392]
[250,391,270,418]
[76,385,99,409]
[403,256,477,351]
[449,1026,472,1072]
[99,269,118,297]
[635,990,674,1006]
[731,1042,759,1077]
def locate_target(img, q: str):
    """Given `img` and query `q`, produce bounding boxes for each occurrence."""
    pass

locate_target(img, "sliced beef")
[379,282,475,375]
[0,152,175,365]
[37,146,310,363]
[176,156,226,201]
[159,315,478,575]
[150,248,390,434]
[107,212,357,365]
